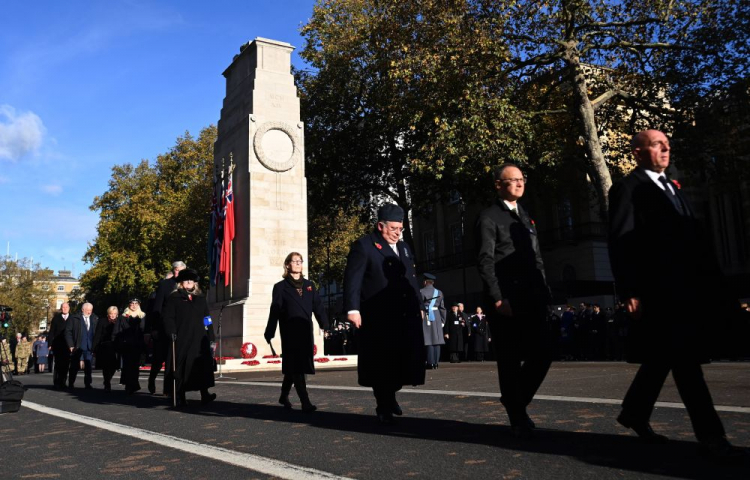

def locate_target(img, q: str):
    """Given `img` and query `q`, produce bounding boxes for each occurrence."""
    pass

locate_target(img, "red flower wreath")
[240,342,257,359]
[266,360,281,364]
[314,357,330,363]
[262,354,279,359]
[333,357,348,361]
[313,344,318,356]
[241,360,260,366]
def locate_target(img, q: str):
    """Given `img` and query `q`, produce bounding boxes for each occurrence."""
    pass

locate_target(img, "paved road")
[2,361,748,479]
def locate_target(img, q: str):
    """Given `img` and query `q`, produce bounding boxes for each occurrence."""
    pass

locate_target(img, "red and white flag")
[219,175,235,286]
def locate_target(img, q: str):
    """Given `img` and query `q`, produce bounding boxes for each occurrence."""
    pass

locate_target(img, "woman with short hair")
[265,252,329,412]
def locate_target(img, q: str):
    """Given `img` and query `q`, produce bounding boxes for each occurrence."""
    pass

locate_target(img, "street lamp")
[325,233,332,322]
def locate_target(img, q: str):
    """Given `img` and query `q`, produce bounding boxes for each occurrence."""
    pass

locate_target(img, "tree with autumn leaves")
[300,0,748,224]
[80,126,216,311]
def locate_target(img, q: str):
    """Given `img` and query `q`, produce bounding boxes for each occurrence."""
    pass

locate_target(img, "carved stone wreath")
[253,121,301,172]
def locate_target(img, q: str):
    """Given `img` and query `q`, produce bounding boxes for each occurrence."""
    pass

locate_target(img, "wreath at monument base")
[240,342,257,359]
[314,357,330,363]
[241,360,260,366]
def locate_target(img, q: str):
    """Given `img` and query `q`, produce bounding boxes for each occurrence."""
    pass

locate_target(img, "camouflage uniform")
[15,339,32,375]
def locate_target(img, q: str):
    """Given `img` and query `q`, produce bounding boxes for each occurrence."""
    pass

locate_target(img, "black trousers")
[491,311,552,424]
[68,349,92,387]
[372,385,399,414]
[621,362,725,441]
[52,350,70,388]
[281,373,312,404]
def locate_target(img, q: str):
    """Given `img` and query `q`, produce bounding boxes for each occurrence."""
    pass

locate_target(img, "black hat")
[377,204,404,222]
[129,298,141,304]
[176,269,200,282]
[423,272,436,280]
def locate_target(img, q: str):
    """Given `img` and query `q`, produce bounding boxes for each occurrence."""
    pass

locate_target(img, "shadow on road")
[25,381,749,478]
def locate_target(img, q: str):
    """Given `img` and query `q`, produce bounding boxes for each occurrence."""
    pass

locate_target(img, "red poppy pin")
[188,294,192,301]
[530,219,536,226]
[672,179,681,189]
[306,286,312,292]
[374,242,382,250]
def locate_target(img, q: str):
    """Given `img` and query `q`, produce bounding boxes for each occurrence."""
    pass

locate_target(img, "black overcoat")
[48,313,70,359]
[608,167,735,364]
[470,314,490,353]
[162,289,216,392]
[343,231,426,388]
[443,311,464,352]
[265,277,329,375]
[93,318,118,373]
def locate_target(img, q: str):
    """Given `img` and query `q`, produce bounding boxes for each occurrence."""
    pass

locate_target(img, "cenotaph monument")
[209,38,321,358]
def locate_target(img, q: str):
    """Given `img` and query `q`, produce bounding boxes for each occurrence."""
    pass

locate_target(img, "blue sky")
[0,0,315,277]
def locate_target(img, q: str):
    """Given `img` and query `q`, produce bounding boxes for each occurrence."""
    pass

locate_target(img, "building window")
[57,285,65,291]
[450,223,463,253]
[423,231,436,262]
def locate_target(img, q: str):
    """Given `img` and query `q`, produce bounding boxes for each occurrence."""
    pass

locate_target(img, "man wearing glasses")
[476,163,552,439]
[343,204,426,424]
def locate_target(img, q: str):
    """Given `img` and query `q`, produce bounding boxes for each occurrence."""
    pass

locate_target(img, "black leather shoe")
[377,412,395,425]
[147,379,156,395]
[279,395,292,410]
[200,393,217,405]
[699,436,746,463]
[617,414,668,444]
[301,402,317,413]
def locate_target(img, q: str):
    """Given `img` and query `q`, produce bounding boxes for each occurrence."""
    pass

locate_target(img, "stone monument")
[210,38,321,358]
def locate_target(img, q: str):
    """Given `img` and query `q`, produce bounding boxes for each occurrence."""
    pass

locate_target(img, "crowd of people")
[1,128,746,463]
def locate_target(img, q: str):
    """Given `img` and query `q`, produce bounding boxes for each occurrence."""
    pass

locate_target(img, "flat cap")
[377,204,404,222]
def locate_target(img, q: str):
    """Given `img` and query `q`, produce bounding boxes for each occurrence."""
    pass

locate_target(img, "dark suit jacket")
[608,167,730,364]
[265,278,329,375]
[48,313,71,353]
[65,313,99,351]
[343,230,425,388]
[476,199,550,310]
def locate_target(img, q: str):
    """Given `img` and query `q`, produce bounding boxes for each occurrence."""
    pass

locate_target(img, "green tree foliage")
[299,0,530,246]
[477,0,748,215]
[300,0,748,221]
[81,126,217,312]
[0,258,54,335]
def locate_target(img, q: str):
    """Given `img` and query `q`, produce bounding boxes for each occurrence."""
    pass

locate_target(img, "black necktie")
[658,176,684,215]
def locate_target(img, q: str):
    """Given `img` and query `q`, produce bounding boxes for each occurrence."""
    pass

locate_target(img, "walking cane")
[171,333,177,407]
[268,340,277,358]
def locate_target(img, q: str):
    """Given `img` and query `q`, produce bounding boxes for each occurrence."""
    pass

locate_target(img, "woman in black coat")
[470,307,490,361]
[163,269,216,407]
[116,298,146,394]
[265,252,329,412]
[444,304,465,363]
[94,306,119,391]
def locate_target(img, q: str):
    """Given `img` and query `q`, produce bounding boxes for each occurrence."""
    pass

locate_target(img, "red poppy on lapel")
[530,219,536,225]
[672,179,681,189]
[188,294,192,301]
[374,242,382,250]
[306,286,312,292]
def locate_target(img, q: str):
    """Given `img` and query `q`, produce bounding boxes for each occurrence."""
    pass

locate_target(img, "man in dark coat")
[48,302,72,389]
[343,204,426,424]
[443,304,464,363]
[476,163,552,439]
[162,269,216,407]
[147,261,185,395]
[65,302,99,389]
[608,129,743,460]
[420,273,445,369]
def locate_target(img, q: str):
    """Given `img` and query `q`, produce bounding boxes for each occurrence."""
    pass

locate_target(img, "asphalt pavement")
[1,361,748,479]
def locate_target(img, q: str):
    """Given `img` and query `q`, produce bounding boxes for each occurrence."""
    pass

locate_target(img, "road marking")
[23,400,352,480]
[216,381,750,414]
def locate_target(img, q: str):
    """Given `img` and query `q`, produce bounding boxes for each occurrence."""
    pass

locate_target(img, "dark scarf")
[287,276,304,297]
